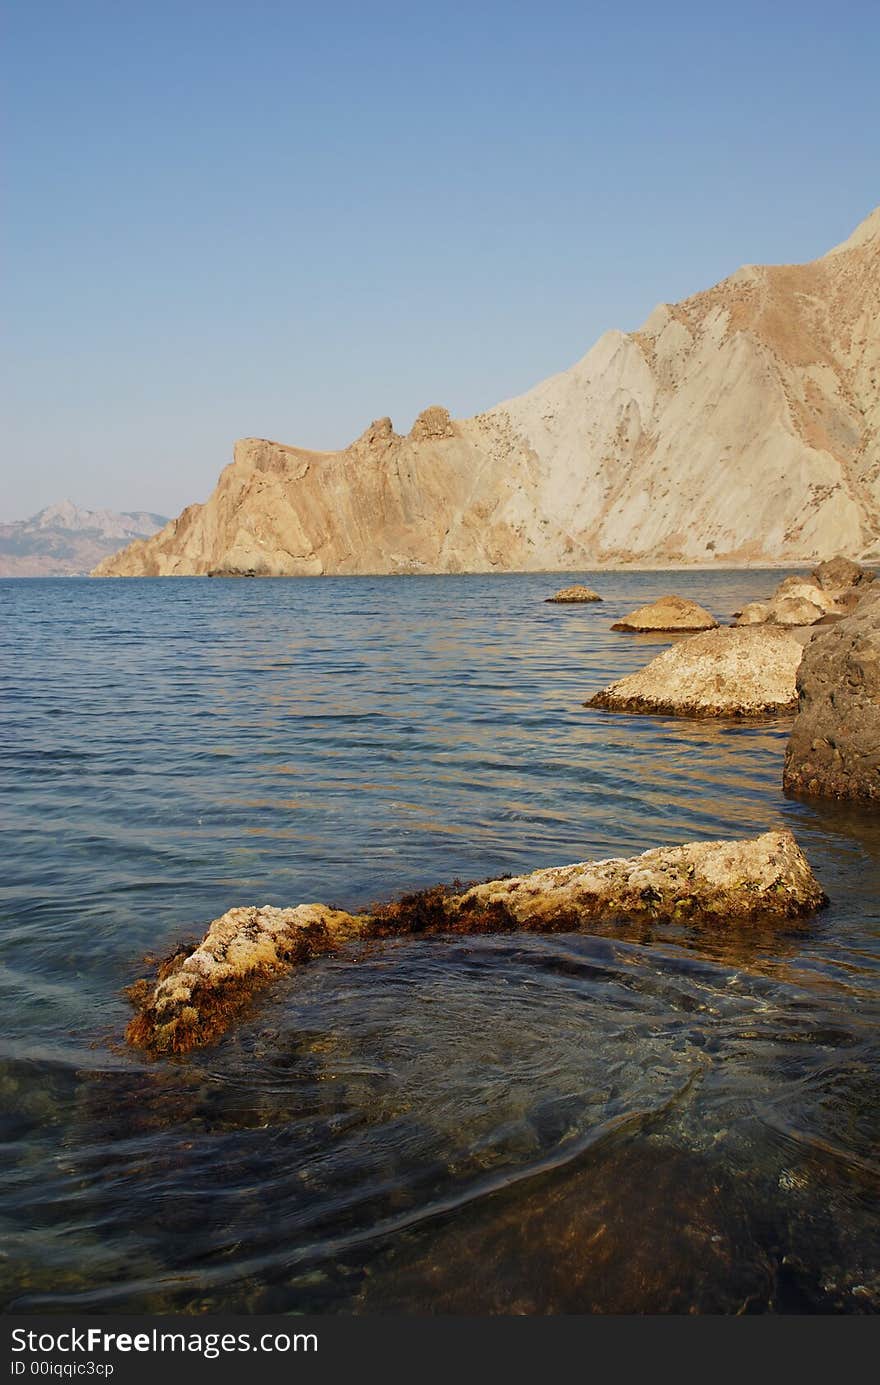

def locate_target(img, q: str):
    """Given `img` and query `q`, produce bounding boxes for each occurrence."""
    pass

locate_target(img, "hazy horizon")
[3,0,879,522]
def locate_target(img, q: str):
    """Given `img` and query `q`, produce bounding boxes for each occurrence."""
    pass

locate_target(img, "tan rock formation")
[611,595,718,631]
[545,584,602,603]
[813,555,875,590]
[126,830,825,1053]
[736,595,828,627]
[734,557,875,626]
[586,626,806,717]
[96,208,880,577]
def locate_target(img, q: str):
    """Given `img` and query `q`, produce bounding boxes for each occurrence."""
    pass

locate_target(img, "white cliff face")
[94,208,880,577]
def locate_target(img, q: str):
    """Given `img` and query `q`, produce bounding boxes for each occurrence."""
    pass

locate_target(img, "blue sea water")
[1,572,878,1313]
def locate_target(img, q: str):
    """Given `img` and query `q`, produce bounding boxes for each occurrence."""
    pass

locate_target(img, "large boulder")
[587,626,805,717]
[126,831,825,1054]
[782,590,880,805]
[812,556,875,591]
[545,585,602,603]
[611,595,718,632]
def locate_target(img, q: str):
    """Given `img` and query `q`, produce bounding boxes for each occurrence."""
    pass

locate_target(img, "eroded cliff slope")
[95,208,880,576]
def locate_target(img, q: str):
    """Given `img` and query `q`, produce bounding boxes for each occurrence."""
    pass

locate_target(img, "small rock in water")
[545,585,602,603]
[125,904,367,1057]
[611,595,718,632]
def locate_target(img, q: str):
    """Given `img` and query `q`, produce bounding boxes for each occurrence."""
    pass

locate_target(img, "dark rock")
[783,590,880,805]
[811,556,875,591]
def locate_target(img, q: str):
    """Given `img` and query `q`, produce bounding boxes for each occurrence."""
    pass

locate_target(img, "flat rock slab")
[611,595,718,632]
[545,585,602,603]
[783,590,880,805]
[587,626,805,717]
[126,830,825,1056]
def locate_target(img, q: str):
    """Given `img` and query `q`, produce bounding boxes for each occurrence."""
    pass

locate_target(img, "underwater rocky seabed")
[1,571,878,1314]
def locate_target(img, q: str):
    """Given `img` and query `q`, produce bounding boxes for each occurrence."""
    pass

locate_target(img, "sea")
[1,571,878,1313]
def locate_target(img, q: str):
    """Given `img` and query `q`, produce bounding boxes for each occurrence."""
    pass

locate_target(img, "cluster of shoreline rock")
[733,557,874,628]
[124,555,877,1057]
[573,555,878,804]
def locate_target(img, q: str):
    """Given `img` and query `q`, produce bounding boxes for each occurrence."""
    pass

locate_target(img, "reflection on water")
[1,572,878,1314]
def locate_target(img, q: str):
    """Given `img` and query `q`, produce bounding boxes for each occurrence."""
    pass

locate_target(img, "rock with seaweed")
[126,831,826,1056]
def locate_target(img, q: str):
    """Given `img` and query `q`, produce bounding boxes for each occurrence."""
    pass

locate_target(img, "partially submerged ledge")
[126,830,826,1056]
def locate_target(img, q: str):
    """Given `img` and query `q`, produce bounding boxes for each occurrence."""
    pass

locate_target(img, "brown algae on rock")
[125,904,367,1056]
[126,831,826,1056]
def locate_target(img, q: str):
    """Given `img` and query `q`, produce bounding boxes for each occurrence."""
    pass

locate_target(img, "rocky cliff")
[95,208,880,577]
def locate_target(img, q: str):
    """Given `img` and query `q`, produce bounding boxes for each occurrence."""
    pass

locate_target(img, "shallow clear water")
[1,572,878,1314]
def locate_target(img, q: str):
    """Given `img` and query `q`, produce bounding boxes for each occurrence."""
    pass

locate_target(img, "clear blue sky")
[2,0,878,520]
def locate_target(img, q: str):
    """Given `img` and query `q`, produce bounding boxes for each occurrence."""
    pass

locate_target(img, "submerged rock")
[783,590,880,805]
[587,626,805,717]
[545,585,602,603]
[126,831,825,1055]
[611,595,718,632]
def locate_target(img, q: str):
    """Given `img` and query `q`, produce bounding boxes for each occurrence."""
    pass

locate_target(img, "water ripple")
[1,572,878,1313]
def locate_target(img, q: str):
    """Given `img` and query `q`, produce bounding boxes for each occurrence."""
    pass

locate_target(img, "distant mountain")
[0,502,168,576]
[96,206,880,577]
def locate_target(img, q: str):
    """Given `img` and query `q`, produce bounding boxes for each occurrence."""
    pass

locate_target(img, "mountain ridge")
[1,503,168,577]
[94,207,880,577]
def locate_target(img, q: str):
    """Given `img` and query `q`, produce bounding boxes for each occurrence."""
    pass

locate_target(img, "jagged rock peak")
[409,406,455,441]
[352,416,399,449]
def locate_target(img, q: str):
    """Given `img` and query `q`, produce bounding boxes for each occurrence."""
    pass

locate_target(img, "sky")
[2,0,879,521]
